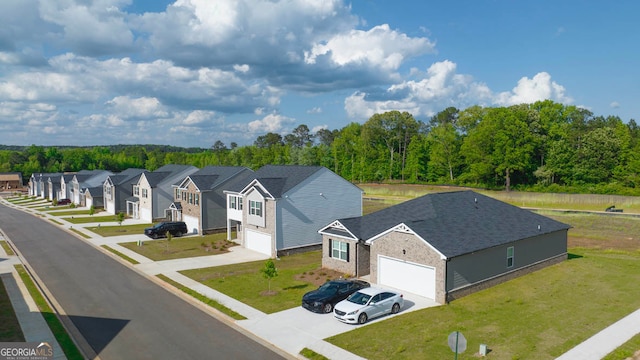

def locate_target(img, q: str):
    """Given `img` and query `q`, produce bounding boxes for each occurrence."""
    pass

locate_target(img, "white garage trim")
[378,255,436,299]
[246,230,272,256]
[183,214,199,235]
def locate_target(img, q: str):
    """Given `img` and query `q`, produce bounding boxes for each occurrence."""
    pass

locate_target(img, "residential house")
[71,170,114,206]
[47,174,62,200]
[225,165,363,257]
[84,187,104,208]
[319,190,570,304]
[60,174,76,201]
[171,166,253,235]
[103,168,147,215]
[0,172,23,191]
[128,164,198,223]
[36,173,61,199]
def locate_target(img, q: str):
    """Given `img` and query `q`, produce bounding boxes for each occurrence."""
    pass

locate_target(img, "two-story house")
[128,164,198,223]
[171,166,253,235]
[71,170,114,206]
[225,165,363,257]
[103,168,147,215]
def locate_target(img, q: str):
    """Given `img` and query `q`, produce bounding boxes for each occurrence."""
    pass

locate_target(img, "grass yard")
[181,250,345,314]
[0,275,24,342]
[604,334,640,359]
[326,248,640,360]
[544,212,640,251]
[49,209,95,216]
[86,223,152,237]
[120,232,237,261]
[62,214,121,224]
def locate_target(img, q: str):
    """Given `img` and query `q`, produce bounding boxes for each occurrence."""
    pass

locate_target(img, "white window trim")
[506,246,514,268]
[331,239,348,261]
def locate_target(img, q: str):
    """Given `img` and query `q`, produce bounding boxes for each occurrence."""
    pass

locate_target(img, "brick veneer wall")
[370,231,447,304]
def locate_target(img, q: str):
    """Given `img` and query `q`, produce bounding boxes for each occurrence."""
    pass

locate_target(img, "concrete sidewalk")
[0,232,66,359]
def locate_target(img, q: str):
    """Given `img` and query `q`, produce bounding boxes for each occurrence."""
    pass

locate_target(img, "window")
[330,239,348,261]
[142,188,148,198]
[188,193,193,204]
[182,191,186,201]
[134,186,139,196]
[238,197,243,210]
[506,246,514,268]
[230,196,237,209]
[195,194,199,205]
[249,200,262,216]
[175,188,180,199]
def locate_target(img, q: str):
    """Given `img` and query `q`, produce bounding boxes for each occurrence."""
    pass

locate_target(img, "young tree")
[116,212,125,225]
[260,259,278,293]
[89,205,95,216]
[165,231,173,252]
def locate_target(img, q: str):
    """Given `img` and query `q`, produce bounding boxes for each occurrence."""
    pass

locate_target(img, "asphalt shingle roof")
[337,190,570,258]
[230,165,322,197]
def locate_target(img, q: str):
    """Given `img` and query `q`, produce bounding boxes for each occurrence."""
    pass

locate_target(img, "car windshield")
[317,283,338,294]
[153,223,165,228]
[347,291,371,305]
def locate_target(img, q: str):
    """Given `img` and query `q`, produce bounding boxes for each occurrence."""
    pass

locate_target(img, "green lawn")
[62,214,121,224]
[120,232,237,261]
[604,333,640,359]
[48,209,95,216]
[86,223,152,237]
[0,275,24,342]
[181,250,332,314]
[325,248,640,360]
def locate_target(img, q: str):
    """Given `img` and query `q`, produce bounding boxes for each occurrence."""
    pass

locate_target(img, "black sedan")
[302,279,370,313]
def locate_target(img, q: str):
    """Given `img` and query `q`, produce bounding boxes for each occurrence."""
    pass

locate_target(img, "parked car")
[57,199,71,205]
[302,279,370,313]
[333,287,403,324]
[144,222,188,239]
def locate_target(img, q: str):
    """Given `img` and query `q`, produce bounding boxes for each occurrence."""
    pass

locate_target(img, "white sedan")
[333,287,403,324]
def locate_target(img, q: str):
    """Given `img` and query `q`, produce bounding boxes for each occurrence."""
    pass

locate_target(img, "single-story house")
[319,190,570,304]
[0,172,23,190]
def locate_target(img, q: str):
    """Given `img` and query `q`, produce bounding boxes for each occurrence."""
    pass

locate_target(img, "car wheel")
[152,233,158,239]
[357,312,368,324]
[323,303,333,314]
[391,303,400,314]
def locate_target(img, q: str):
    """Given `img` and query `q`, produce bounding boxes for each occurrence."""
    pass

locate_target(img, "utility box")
[479,344,488,356]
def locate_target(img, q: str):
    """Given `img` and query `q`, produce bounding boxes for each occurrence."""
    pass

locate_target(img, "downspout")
[273,199,277,258]
[445,257,450,304]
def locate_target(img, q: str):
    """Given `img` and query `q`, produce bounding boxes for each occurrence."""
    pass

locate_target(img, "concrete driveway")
[239,289,439,356]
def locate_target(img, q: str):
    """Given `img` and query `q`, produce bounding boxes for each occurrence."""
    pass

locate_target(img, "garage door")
[245,230,272,256]
[183,214,199,235]
[378,255,436,299]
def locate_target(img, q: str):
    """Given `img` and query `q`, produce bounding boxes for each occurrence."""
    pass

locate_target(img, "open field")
[358,183,640,213]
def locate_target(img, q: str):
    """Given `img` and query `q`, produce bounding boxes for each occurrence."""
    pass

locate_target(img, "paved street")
[0,202,285,360]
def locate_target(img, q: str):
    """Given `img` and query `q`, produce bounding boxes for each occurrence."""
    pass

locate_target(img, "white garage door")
[245,230,272,256]
[183,214,199,235]
[86,197,93,209]
[140,207,152,222]
[378,255,436,299]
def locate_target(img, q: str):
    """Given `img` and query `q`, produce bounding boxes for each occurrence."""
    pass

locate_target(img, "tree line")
[1,100,638,195]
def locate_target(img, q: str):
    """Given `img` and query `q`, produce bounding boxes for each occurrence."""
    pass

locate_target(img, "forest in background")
[2,100,639,195]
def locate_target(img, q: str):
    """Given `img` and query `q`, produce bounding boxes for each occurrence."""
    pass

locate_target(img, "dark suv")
[144,222,188,239]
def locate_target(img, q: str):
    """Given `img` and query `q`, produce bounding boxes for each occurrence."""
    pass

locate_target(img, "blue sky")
[0,0,638,148]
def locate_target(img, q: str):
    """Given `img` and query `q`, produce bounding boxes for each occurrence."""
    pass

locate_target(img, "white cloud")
[304,24,435,71]
[345,62,571,120]
[307,107,322,114]
[105,96,168,119]
[610,101,620,108]
[494,72,572,106]
[247,113,295,133]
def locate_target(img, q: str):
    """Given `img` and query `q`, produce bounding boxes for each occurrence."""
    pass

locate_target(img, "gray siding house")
[171,166,253,235]
[129,164,198,223]
[226,165,363,257]
[103,168,147,215]
[71,170,114,205]
[319,191,570,304]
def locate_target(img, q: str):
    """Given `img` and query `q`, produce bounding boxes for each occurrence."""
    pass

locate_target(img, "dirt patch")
[568,236,640,252]
[295,268,349,287]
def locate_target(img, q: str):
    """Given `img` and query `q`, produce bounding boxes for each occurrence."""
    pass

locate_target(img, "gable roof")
[328,190,570,259]
[107,168,146,186]
[232,165,323,198]
[180,166,251,191]
[0,173,22,182]
[144,172,171,187]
